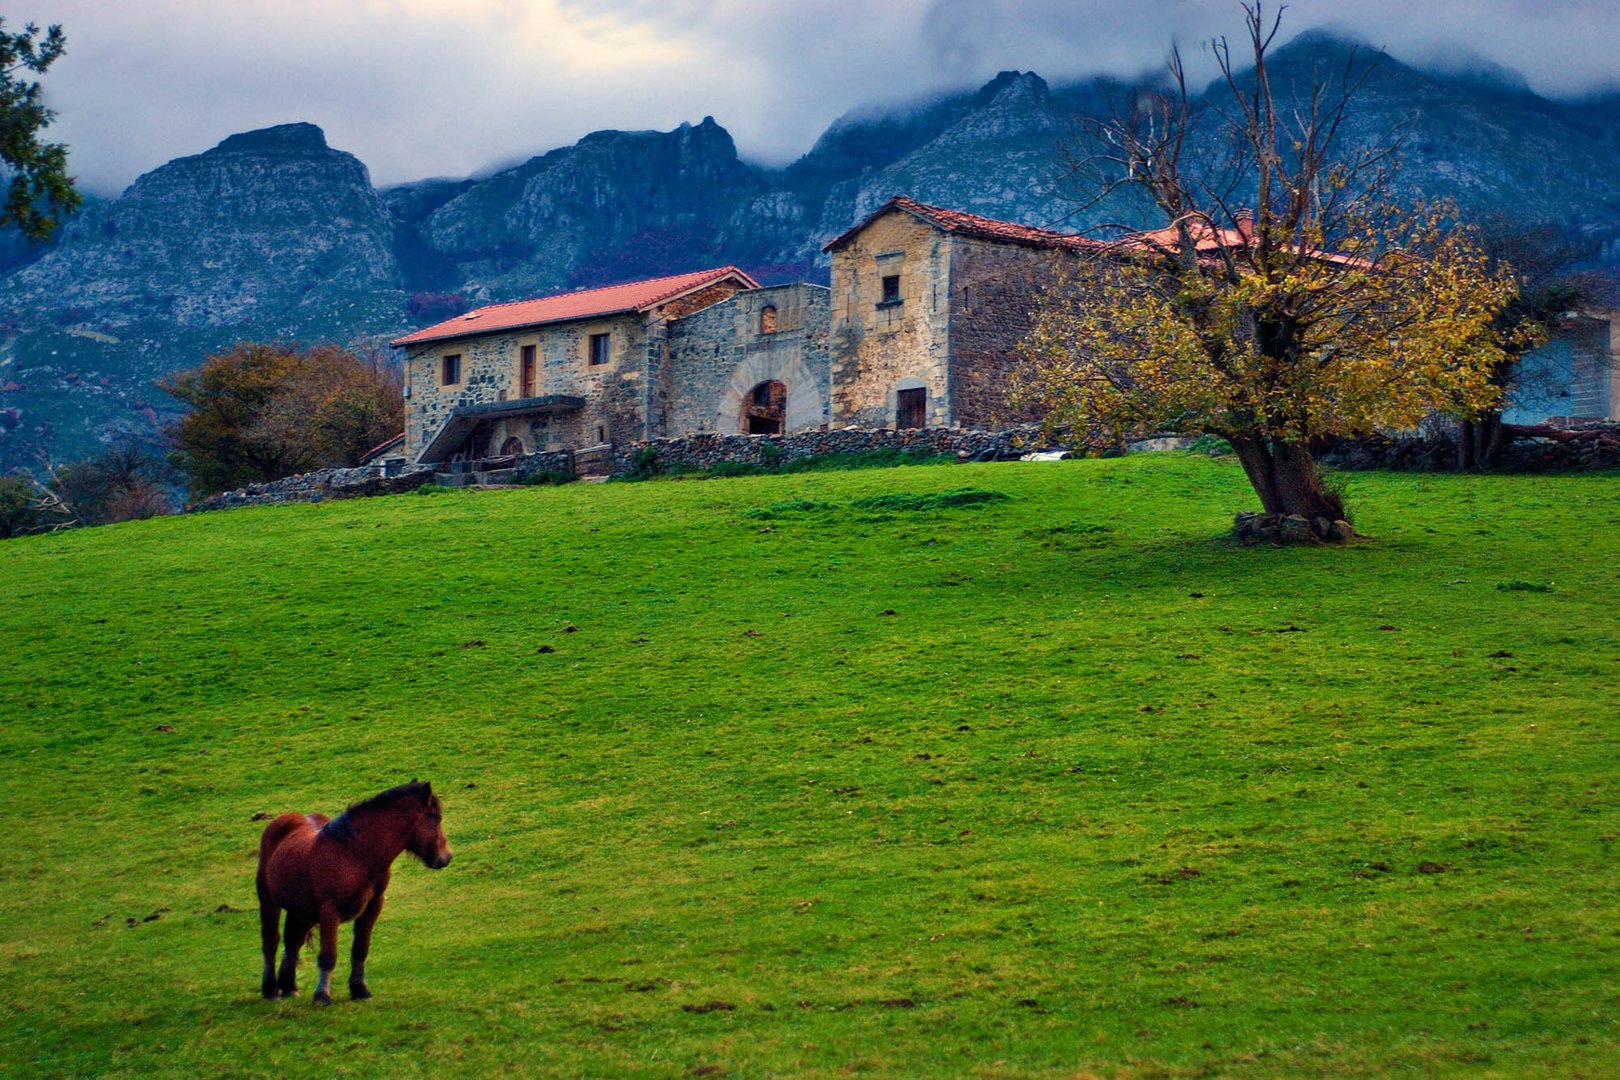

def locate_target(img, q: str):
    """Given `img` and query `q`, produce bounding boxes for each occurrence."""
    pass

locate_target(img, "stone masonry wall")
[663,282,831,437]
[611,425,1063,474]
[190,464,436,511]
[1319,422,1620,472]
[947,235,1065,429]
[827,211,953,429]
[401,311,650,459]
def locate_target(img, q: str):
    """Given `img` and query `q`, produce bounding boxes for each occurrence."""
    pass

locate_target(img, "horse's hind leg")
[258,887,281,998]
[278,914,311,997]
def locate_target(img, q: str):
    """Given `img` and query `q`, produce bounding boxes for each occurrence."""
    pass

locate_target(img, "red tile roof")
[391,266,760,347]
[1099,214,1369,267]
[825,197,1364,269]
[1122,220,1247,253]
[823,195,1102,253]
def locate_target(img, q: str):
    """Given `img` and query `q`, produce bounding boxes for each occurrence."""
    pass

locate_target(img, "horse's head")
[406,783,453,869]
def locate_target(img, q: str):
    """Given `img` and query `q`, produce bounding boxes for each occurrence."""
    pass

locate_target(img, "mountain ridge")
[2,33,1617,471]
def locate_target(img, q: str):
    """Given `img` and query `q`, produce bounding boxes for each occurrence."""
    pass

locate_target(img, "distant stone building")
[1505,309,1620,425]
[393,267,766,463]
[822,195,1096,431]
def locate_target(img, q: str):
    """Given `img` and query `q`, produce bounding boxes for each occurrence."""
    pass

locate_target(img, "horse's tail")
[256,813,310,897]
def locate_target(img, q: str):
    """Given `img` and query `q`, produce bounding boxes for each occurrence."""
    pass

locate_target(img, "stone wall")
[400,311,649,458]
[1319,423,1620,471]
[612,425,1063,474]
[947,235,1064,429]
[827,211,953,429]
[190,464,436,511]
[663,282,831,437]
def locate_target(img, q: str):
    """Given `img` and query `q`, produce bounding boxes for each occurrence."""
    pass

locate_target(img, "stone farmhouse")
[390,195,1620,469]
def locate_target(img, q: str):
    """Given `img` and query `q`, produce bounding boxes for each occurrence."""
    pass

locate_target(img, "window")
[588,333,611,366]
[759,305,778,334]
[880,275,901,306]
[596,425,607,444]
[897,386,926,430]
[440,354,461,386]
[519,345,536,398]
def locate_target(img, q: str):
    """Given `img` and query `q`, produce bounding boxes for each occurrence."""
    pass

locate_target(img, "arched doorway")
[741,380,786,435]
[499,436,525,456]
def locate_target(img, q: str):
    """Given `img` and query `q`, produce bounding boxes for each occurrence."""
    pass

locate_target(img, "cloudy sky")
[15,0,1620,197]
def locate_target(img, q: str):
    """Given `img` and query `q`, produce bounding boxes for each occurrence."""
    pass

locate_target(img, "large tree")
[1020,4,1515,538]
[0,19,81,240]
[162,343,403,497]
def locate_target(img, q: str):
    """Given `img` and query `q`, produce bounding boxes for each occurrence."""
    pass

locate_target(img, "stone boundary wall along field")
[190,464,437,511]
[188,421,1620,514]
[1320,422,1620,472]
[610,425,1065,474]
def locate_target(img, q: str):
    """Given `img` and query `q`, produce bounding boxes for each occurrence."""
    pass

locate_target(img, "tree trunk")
[1229,435,1348,538]
[1458,412,1507,471]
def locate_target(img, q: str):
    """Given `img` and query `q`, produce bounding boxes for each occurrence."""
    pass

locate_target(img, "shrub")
[851,489,1010,513]
[623,446,663,479]
[162,343,403,498]
[0,475,45,538]
[514,469,578,487]
[48,444,175,527]
[1186,434,1232,456]
[705,460,763,479]
[1497,579,1554,593]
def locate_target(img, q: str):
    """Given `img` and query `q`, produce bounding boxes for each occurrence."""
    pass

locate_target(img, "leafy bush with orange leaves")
[162,343,402,497]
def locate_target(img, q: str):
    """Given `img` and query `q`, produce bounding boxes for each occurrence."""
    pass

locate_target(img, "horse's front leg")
[349,886,387,1000]
[313,902,341,1005]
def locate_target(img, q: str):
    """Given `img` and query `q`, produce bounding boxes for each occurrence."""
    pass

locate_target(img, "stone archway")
[499,436,525,456]
[714,354,825,435]
[741,380,786,434]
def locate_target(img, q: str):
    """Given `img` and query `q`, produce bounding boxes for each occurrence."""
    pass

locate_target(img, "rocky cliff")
[414,117,766,299]
[3,36,1618,471]
[1,123,401,331]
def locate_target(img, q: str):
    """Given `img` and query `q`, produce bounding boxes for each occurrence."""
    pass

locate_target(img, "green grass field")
[3,455,1618,1077]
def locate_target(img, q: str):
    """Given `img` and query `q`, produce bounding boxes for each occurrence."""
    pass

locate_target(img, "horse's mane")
[345,781,431,815]
[321,781,433,842]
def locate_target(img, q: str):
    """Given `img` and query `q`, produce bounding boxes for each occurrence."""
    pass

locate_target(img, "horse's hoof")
[349,983,372,1001]
[262,980,279,999]
[313,991,331,1006]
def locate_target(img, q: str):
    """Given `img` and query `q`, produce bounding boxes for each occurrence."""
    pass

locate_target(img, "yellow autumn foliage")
[1019,204,1520,446]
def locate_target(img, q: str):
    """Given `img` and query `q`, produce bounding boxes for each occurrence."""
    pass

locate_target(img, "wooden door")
[520,345,536,398]
[897,387,926,429]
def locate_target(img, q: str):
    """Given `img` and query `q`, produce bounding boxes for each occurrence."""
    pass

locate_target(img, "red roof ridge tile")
[443,266,753,315]
[823,194,1101,253]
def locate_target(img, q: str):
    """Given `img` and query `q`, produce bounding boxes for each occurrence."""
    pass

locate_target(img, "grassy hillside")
[3,456,1617,1078]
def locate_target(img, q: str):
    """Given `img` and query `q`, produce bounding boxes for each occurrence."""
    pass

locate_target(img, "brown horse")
[256,780,451,1004]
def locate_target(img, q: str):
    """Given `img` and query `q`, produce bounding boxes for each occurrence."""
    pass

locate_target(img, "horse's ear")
[422,781,433,798]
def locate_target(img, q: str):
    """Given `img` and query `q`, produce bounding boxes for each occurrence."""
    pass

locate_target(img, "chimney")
[1234,210,1255,242]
